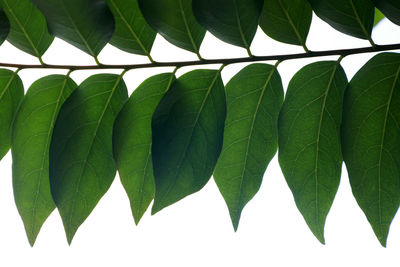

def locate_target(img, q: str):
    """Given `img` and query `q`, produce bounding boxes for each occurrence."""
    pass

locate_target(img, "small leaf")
[0,0,53,57]
[50,74,128,244]
[31,0,114,57]
[193,0,263,51]
[214,63,283,230]
[151,69,226,214]
[307,0,374,41]
[278,61,348,244]
[0,8,9,45]
[138,0,205,55]
[113,73,175,224]
[0,69,23,160]
[12,75,77,246]
[371,0,400,26]
[259,0,312,48]
[342,53,400,247]
[374,8,385,26]
[106,0,156,57]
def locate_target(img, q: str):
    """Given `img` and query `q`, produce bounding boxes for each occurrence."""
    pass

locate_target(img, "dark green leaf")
[0,8,9,45]
[0,69,23,160]
[0,0,53,57]
[374,8,385,26]
[371,0,400,26]
[342,53,400,247]
[151,69,226,214]
[259,0,312,48]
[278,61,348,244]
[31,0,114,57]
[193,0,263,52]
[138,0,205,56]
[12,75,77,246]
[307,0,374,41]
[213,63,283,230]
[113,73,175,224]
[50,74,128,244]
[105,0,156,57]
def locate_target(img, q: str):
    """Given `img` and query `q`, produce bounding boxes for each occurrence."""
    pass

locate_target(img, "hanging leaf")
[138,0,205,56]
[0,0,53,58]
[259,0,312,48]
[373,9,385,26]
[213,63,283,230]
[31,0,114,57]
[0,69,23,160]
[342,53,400,247]
[151,69,226,214]
[105,0,156,57]
[0,8,9,45]
[192,0,263,52]
[371,0,400,26]
[12,75,77,246]
[278,61,348,244]
[307,0,374,41]
[49,74,128,244]
[113,72,175,224]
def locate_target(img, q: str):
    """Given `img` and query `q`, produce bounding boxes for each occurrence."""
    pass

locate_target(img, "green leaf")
[105,0,156,57]
[307,0,374,41]
[113,73,175,224]
[374,8,385,26]
[0,8,9,45]
[192,0,263,52]
[12,75,77,246]
[0,0,53,58]
[213,63,283,230]
[278,61,348,244]
[138,0,205,56]
[31,0,114,57]
[371,0,400,26]
[151,69,226,214]
[49,74,128,244]
[0,69,23,160]
[259,0,312,48]
[341,53,400,247]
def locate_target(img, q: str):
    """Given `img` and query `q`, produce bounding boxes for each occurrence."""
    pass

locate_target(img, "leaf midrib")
[233,0,250,51]
[178,0,200,55]
[277,0,305,47]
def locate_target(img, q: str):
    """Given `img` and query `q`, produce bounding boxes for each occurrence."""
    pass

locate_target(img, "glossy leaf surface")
[0,8,9,45]
[372,0,400,26]
[342,53,400,247]
[214,64,283,230]
[31,0,114,57]
[193,0,263,50]
[259,0,312,47]
[151,69,226,214]
[106,0,156,56]
[278,61,347,244]
[0,0,53,57]
[12,75,76,246]
[113,73,175,224]
[139,0,205,55]
[0,69,23,160]
[50,74,128,244]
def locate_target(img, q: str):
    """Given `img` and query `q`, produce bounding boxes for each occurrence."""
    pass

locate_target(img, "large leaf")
[278,61,348,244]
[138,0,205,56]
[259,0,312,48]
[12,75,77,246]
[192,0,263,52]
[0,8,9,45]
[371,0,400,26]
[307,0,374,41]
[0,69,23,160]
[0,0,53,58]
[151,69,226,214]
[342,53,400,247]
[113,73,175,224]
[213,63,283,230]
[31,0,114,57]
[106,0,156,58]
[49,74,128,244]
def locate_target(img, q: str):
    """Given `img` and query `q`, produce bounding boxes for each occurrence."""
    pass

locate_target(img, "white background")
[0,14,400,267]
